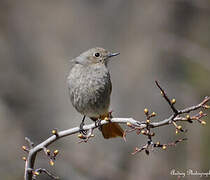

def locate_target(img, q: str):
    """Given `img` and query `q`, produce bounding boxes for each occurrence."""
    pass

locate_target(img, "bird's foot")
[79,121,87,135]
[78,128,94,143]
[95,119,102,131]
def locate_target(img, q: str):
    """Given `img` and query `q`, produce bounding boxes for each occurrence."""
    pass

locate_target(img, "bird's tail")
[101,122,124,139]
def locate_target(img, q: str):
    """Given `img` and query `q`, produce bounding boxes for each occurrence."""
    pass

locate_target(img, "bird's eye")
[94,52,100,57]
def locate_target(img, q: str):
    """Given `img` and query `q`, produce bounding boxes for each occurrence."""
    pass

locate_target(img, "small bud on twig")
[177,125,182,130]
[22,157,27,161]
[201,121,206,125]
[150,132,155,136]
[49,160,54,166]
[22,145,29,152]
[141,130,146,134]
[144,108,149,115]
[78,134,84,139]
[33,171,39,176]
[171,98,176,104]
[162,145,167,150]
[203,105,210,109]
[151,112,156,117]
[53,150,59,156]
[46,149,50,155]
[104,117,109,121]
[52,129,59,137]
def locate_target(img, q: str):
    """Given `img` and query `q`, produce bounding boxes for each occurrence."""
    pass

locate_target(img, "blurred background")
[0,0,210,179]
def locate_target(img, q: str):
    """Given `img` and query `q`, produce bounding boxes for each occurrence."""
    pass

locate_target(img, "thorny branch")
[22,81,210,180]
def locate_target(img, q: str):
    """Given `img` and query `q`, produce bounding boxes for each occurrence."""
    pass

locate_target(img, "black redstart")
[67,47,124,139]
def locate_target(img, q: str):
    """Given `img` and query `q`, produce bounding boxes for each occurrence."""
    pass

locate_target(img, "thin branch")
[155,81,178,114]
[32,168,59,180]
[25,137,34,149]
[23,82,210,180]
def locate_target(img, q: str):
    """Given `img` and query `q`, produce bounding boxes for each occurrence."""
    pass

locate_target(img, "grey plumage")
[67,62,111,118]
[67,47,123,139]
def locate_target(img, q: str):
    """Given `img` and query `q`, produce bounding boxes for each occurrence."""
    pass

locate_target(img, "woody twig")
[22,81,210,180]
[124,81,209,155]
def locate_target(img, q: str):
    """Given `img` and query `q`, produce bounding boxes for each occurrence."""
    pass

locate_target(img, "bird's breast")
[68,64,112,117]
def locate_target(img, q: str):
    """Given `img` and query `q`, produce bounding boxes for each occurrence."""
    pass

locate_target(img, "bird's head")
[72,47,120,66]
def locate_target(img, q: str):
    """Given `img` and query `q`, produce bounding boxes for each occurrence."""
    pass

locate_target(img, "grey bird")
[67,47,124,139]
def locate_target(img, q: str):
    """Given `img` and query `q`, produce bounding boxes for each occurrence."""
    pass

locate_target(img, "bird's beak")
[108,52,120,58]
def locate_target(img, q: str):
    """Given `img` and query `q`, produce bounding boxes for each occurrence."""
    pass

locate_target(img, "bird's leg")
[108,110,113,119]
[94,117,102,131]
[95,112,112,131]
[79,116,87,135]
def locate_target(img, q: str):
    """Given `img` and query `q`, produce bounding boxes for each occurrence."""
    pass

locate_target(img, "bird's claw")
[95,119,102,131]
[79,122,87,135]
